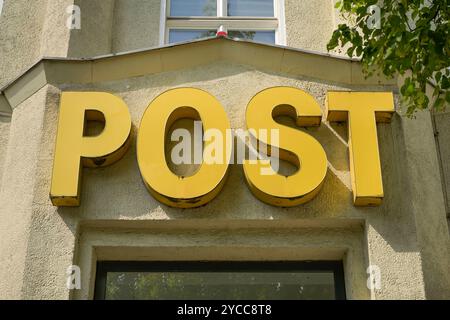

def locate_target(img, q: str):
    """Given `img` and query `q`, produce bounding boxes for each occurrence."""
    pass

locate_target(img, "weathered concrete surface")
[0,0,48,87]
[111,0,161,52]
[0,0,449,300]
[285,0,335,52]
[0,0,342,90]
[0,61,446,299]
[67,0,115,58]
[434,111,450,216]
[401,111,450,299]
[0,87,48,298]
[0,116,10,185]
[40,0,73,58]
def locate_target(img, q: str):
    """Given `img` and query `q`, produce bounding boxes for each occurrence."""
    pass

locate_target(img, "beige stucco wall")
[67,0,115,58]
[110,0,339,54]
[0,0,48,87]
[0,116,10,184]
[285,0,335,52]
[0,0,73,87]
[0,0,449,300]
[112,0,161,53]
[40,0,73,58]
[0,87,49,298]
[434,111,450,216]
[0,58,448,299]
[0,0,341,89]
[400,111,450,298]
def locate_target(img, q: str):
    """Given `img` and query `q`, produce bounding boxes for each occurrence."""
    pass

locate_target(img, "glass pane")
[228,30,275,44]
[105,271,337,300]
[169,29,216,43]
[170,0,217,17]
[228,0,274,17]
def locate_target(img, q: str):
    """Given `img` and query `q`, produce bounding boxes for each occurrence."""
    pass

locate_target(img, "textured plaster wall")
[111,0,161,53]
[0,0,449,300]
[69,0,339,55]
[40,0,73,58]
[0,0,48,87]
[0,87,48,298]
[0,116,10,184]
[109,0,337,54]
[67,0,115,58]
[0,0,344,88]
[71,63,448,299]
[285,0,335,52]
[0,85,78,299]
[400,112,450,299]
[72,64,379,222]
[0,0,341,89]
[21,85,78,299]
[1,62,447,299]
[434,111,450,216]
[0,0,74,87]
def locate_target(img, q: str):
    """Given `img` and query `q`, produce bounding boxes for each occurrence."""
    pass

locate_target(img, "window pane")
[228,0,274,17]
[105,271,337,300]
[98,262,345,300]
[169,29,216,43]
[228,30,275,44]
[170,0,217,17]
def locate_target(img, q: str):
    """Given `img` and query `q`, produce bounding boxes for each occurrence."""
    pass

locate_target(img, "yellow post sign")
[50,88,394,208]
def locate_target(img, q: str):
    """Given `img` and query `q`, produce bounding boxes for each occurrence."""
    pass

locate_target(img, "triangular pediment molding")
[0,37,396,116]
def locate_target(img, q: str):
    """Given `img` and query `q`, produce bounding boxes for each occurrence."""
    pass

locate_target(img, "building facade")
[0,0,449,299]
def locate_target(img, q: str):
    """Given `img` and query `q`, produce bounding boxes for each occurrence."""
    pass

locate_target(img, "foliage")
[327,0,450,116]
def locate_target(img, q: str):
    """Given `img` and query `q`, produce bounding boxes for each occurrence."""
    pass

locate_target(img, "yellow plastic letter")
[50,92,132,206]
[243,87,328,207]
[137,88,231,208]
[326,91,394,206]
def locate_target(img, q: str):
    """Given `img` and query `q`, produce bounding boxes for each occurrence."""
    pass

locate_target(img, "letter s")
[243,87,327,207]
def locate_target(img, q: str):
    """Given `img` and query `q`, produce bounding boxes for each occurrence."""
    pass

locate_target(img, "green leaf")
[434,98,445,110]
[328,0,449,117]
[406,83,415,95]
[442,76,450,90]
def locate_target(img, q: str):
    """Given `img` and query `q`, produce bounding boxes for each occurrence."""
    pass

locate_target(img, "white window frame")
[159,0,286,46]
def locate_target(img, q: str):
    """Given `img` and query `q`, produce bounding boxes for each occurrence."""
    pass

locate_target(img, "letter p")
[50,92,132,206]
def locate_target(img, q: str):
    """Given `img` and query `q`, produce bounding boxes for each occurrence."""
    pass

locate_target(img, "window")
[94,261,346,300]
[162,0,286,45]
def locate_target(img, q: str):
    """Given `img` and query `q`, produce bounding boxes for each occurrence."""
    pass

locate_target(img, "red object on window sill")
[216,31,228,37]
[216,26,228,37]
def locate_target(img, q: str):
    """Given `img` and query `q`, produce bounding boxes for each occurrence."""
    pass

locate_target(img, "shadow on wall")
[67,0,162,58]
[67,0,115,58]
[365,113,431,253]
[49,63,419,255]
[72,118,377,222]
[52,63,403,225]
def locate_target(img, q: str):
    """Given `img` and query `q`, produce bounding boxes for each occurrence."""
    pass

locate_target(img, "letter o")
[137,88,231,208]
